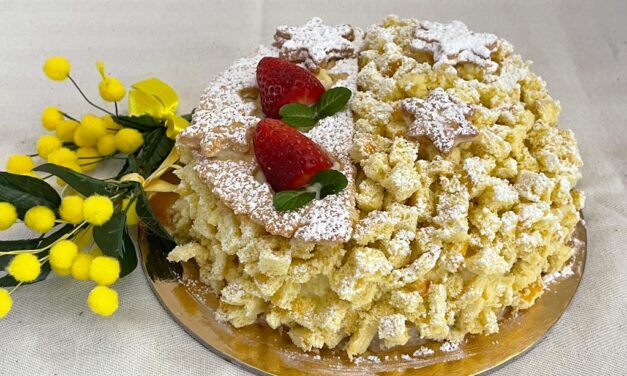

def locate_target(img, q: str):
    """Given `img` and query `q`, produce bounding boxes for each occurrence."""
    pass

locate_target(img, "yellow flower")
[0,288,12,319]
[83,195,113,225]
[122,198,139,225]
[48,147,78,166]
[56,120,79,142]
[115,128,144,154]
[24,206,56,233]
[96,134,117,156]
[81,115,107,141]
[89,256,121,286]
[96,61,126,102]
[102,115,121,133]
[6,253,41,283]
[76,147,101,172]
[59,195,84,225]
[0,202,18,230]
[49,240,78,270]
[6,155,35,175]
[41,107,64,131]
[43,56,71,81]
[87,286,118,317]
[37,135,63,159]
[128,78,189,139]
[70,252,95,281]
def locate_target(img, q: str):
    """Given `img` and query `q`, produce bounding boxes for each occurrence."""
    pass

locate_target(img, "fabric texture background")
[0,0,625,375]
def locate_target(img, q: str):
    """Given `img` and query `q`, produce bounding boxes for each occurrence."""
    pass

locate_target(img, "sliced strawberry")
[253,118,333,192]
[256,57,325,119]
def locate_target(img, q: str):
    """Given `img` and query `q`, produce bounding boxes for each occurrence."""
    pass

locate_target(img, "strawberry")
[256,57,325,119]
[253,118,332,192]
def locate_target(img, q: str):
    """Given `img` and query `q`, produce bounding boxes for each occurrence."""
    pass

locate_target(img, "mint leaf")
[279,103,317,131]
[315,87,352,118]
[311,169,348,198]
[273,189,316,212]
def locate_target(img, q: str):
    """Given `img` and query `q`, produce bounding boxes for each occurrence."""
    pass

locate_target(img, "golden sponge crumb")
[169,17,583,358]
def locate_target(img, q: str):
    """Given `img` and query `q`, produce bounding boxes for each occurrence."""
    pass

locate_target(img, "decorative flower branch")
[0,55,189,319]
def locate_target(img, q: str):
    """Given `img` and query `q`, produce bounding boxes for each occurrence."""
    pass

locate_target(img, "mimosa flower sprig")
[0,56,188,319]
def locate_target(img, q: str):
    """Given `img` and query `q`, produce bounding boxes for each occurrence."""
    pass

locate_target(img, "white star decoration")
[401,88,478,154]
[274,17,356,71]
[411,20,499,73]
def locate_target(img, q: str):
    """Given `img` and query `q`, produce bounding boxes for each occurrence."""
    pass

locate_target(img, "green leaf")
[120,226,138,277]
[315,87,352,118]
[93,211,138,277]
[93,211,127,256]
[34,164,132,197]
[279,103,318,131]
[112,114,163,132]
[273,190,316,212]
[0,172,61,217]
[311,169,349,199]
[135,188,174,241]
[137,128,175,178]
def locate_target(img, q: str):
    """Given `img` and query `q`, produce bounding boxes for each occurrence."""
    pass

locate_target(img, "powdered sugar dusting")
[274,17,360,71]
[178,19,363,243]
[413,346,435,357]
[411,20,499,72]
[178,45,277,158]
[401,88,478,154]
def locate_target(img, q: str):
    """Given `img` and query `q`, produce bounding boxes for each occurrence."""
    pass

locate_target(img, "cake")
[167,16,584,358]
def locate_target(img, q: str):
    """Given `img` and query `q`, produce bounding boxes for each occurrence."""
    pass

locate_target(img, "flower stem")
[114,102,119,117]
[9,282,23,294]
[61,112,79,122]
[67,75,114,116]
[0,223,86,255]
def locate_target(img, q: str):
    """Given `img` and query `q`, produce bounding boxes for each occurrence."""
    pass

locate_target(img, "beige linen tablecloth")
[0,0,625,374]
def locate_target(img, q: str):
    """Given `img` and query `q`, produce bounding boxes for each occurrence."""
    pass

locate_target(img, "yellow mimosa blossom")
[102,115,121,133]
[41,107,64,131]
[49,240,78,270]
[24,206,56,233]
[6,155,35,175]
[89,256,121,286]
[56,120,79,142]
[82,115,106,141]
[115,128,144,154]
[128,78,189,138]
[0,289,12,319]
[122,197,139,225]
[43,56,70,81]
[7,253,41,283]
[83,195,113,225]
[59,195,84,225]
[0,202,17,230]
[87,286,119,317]
[37,135,62,159]
[96,61,126,102]
[70,252,95,281]
[96,134,117,156]
[76,147,101,172]
[48,147,78,166]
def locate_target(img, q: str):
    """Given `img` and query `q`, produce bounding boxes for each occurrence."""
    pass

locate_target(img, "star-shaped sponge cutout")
[274,17,356,71]
[410,20,499,73]
[401,88,478,154]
